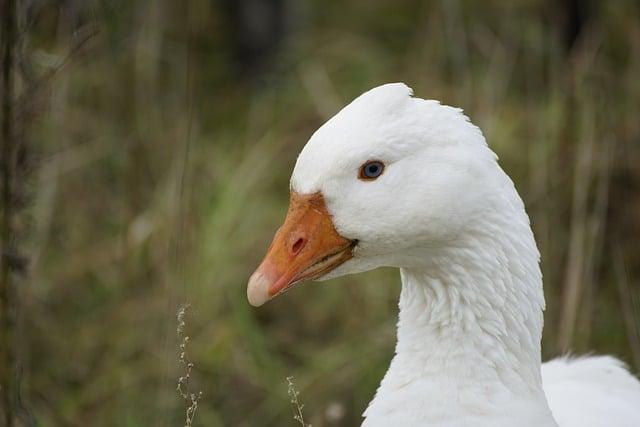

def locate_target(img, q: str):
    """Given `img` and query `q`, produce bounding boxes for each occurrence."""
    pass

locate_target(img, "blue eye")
[359,160,385,180]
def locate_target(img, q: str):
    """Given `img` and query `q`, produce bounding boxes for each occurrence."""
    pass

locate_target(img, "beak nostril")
[291,237,306,256]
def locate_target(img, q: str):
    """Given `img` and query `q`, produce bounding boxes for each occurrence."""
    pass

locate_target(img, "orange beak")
[247,192,357,306]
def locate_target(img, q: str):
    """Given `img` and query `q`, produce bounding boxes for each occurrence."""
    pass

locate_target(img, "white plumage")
[284,83,640,426]
[542,356,640,426]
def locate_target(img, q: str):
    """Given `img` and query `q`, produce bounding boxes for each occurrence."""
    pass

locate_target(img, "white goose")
[247,83,640,426]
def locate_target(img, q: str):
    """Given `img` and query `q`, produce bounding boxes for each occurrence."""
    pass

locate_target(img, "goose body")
[247,83,640,426]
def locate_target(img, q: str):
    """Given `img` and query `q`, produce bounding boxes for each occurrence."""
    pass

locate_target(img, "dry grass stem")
[287,376,311,427]
[176,304,203,427]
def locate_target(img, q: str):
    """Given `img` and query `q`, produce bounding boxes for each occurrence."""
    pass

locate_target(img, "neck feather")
[363,190,557,426]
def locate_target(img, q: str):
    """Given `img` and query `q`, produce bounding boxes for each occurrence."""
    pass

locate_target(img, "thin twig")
[287,376,311,427]
[176,304,203,427]
[16,24,99,123]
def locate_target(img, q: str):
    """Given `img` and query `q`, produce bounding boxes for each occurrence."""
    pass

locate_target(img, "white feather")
[542,356,640,426]
[290,83,640,426]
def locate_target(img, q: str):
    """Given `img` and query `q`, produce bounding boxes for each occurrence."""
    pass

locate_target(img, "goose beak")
[247,192,356,307]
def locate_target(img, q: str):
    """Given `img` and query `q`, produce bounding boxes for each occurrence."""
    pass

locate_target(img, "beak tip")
[247,271,271,307]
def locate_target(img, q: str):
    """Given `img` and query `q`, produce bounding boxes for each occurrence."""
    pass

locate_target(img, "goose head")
[247,83,501,306]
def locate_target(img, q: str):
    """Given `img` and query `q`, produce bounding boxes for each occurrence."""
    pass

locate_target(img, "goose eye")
[359,160,385,180]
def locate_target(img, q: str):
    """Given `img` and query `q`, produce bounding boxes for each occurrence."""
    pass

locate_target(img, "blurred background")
[1,0,639,425]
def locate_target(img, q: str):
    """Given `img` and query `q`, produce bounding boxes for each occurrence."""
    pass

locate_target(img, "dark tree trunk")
[1,0,18,425]
[560,0,591,52]
[221,0,290,76]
